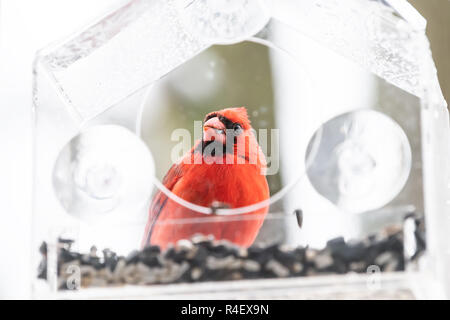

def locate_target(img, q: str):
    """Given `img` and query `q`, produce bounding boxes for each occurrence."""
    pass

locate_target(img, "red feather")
[141,108,269,249]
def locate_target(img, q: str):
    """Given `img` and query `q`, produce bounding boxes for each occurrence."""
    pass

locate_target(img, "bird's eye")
[233,123,243,135]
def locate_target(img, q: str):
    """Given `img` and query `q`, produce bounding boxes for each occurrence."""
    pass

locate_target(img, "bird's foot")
[210,201,231,215]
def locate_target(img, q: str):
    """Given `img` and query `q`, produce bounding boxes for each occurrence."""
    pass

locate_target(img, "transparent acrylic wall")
[32,0,449,298]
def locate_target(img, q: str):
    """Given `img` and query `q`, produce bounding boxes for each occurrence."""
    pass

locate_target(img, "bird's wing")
[141,145,197,248]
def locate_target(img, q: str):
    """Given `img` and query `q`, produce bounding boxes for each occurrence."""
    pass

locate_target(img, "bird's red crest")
[205,107,251,130]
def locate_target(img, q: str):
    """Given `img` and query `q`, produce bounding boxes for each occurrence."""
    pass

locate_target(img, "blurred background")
[0,0,449,299]
[410,0,450,107]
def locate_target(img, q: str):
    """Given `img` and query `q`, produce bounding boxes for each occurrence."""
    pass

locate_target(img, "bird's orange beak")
[203,117,226,144]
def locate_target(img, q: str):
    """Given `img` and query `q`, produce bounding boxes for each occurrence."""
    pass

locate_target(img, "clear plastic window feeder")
[32,0,450,299]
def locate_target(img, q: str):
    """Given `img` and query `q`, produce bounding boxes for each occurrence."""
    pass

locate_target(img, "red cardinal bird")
[141,107,269,250]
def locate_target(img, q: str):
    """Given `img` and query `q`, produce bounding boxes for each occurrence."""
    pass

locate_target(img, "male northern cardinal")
[141,107,269,249]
